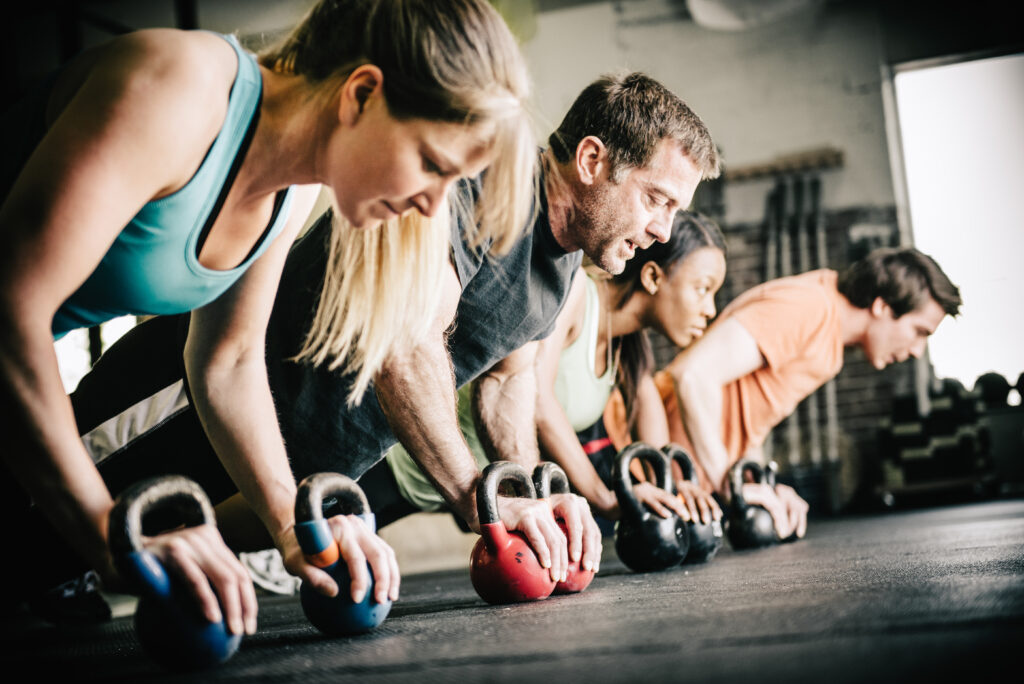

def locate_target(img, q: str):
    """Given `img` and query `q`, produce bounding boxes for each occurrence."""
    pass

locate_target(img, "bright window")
[893,52,1024,392]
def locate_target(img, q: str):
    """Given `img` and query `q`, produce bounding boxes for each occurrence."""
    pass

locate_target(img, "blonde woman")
[0,0,535,630]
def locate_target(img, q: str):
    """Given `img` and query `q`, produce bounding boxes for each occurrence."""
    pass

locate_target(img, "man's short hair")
[837,247,962,317]
[548,71,720,181]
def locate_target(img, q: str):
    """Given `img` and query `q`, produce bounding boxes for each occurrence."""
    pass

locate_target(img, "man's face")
[862,296,947,370]
[569,139,703,274]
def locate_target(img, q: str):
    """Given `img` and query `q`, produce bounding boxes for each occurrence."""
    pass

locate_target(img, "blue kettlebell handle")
[294,473,375,559]
[294,512,378,562]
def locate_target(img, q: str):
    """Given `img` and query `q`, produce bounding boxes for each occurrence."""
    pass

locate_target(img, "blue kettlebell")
[662,444,724,563]
[108,475,241,671]
[294,472,391,636]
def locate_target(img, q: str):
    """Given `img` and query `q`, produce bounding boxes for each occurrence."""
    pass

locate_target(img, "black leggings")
[70,314,238,503]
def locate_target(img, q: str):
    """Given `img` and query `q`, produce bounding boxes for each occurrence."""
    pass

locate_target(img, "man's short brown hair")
[548,71,720,181]
[837,247,962,317]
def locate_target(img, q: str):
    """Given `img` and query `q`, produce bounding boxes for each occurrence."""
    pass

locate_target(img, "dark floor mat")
[3,500,1022,683]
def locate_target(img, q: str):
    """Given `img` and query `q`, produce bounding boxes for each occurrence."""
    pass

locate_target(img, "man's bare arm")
[374,264,480,527]
[472,342,542,470]
[665,317,764,495]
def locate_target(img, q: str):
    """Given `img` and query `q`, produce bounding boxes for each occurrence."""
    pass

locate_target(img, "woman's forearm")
[1,311,117,577]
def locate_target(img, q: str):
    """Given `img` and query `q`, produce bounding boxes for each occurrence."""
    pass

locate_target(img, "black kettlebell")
[294,472,391,636]
[612,443,689,572]
[108,475,241,671]
[726,459,778,550]
[662,444,723,563]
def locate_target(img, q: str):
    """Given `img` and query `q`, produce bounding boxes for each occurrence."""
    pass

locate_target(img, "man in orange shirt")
[609,246,961,539]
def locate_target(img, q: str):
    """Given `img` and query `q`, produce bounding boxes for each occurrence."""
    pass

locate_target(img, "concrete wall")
[521,0,894,224]
[518,1,915,509]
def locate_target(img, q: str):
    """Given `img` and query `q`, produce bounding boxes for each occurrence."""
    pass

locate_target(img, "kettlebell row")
[109,448,792,670]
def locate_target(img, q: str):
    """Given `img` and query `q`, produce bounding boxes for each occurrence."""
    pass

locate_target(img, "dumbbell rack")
[872,380,998,507]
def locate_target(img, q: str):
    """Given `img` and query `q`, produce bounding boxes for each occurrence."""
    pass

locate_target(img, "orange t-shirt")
[605,269,845,492]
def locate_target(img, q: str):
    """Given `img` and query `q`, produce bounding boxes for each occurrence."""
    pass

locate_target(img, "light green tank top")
[553,276,617,431]
[386,275,615,511]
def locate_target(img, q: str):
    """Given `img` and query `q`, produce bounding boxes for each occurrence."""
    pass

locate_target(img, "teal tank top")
[52,33,294,338]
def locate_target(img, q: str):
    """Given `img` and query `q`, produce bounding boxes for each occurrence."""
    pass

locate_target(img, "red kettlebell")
[532,462,595,594]
[470,461,556,604]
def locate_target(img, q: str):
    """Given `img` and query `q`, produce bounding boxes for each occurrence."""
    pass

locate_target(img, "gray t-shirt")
[266,175,582,481]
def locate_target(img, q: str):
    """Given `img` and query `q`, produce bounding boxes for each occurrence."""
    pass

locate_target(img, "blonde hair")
[261,0,536,403]
[297,204,449,403]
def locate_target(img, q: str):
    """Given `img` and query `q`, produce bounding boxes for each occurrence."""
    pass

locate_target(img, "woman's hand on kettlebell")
[283,515,400,604]
[495,496,567,583]
[548,492,602,573]
[633,481,690,521]
[739,483,795,540]
[675,480,722,525]
[143,524,259,636]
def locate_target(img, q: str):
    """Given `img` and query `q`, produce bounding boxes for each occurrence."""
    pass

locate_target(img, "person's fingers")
[159,535,225,628]
[775,485,809,540]
[743,484,792,539]
[635,484,671,519]
[279,533,339,598]
[385,539,400,601]
[669,491,693,522]
[678,484,700,523]
[331,516,371,603]
[541,509,569,583]
[506,502,552,574]
[693,491,712,526]
[550,494,583,564]
[795,497,809,538]
[196,525,258,635]
[339,516,395,605]
[579,498,602,573]
[671,483,696,520]
[709,495,723,522]
[771,499,794,539]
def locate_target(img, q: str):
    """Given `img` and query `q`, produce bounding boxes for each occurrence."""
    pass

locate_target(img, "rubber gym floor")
[2,498,1022,683]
